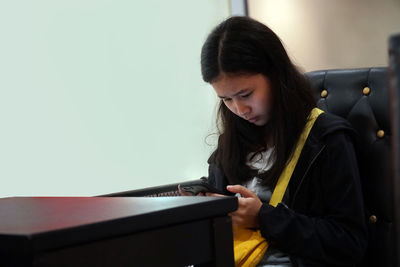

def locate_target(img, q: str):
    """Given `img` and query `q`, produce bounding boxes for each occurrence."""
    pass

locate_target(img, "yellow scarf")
[233,108,324,267]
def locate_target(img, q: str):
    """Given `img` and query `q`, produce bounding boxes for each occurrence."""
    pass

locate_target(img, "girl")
[191,16,367,267]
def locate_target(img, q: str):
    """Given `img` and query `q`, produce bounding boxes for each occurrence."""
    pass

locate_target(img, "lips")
[248,116,258,123]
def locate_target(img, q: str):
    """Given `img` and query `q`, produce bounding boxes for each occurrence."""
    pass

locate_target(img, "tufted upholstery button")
[363,86,371,95]
[369,215,378,224]
[306,68,391,265]
[320,90,328,98]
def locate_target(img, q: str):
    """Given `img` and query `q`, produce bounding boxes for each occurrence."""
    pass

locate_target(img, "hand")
[226,185,263,229]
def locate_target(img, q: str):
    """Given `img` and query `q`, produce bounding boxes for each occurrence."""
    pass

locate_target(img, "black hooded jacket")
[207,112,368,267]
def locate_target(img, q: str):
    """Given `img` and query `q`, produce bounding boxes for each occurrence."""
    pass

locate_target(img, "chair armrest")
[98,179,203,197]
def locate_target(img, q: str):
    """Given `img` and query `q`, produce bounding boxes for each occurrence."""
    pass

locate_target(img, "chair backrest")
[306,68,395,267]
[389,33,400,267]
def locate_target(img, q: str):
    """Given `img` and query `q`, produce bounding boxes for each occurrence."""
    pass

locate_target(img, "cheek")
[257,94,272,114]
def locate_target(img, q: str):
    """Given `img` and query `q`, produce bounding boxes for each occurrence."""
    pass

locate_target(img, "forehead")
[211,73,267,96]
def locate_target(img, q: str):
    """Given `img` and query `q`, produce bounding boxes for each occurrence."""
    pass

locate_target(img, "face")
[211,73,273,126]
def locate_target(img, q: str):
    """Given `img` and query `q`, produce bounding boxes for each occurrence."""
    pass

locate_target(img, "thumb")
[227,185,257,198]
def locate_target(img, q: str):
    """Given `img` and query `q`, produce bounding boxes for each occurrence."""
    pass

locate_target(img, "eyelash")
[222,92,252,102]
[241,92,252,98]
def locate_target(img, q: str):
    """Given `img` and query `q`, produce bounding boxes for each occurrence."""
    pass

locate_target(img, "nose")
[234,100,250,118]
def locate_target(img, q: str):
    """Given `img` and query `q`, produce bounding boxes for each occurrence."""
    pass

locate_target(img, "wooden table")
[0,196,238,266]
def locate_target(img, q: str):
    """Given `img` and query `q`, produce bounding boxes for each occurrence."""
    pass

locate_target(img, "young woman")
[189,16,367,267]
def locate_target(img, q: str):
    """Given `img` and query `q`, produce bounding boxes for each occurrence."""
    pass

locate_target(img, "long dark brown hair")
[201,16,316,188]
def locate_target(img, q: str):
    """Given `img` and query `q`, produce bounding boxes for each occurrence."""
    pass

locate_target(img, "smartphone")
[179,178,228,195]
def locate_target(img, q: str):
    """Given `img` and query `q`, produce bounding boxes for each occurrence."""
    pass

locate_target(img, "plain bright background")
[0,0,230,196]
[2,0,399,197]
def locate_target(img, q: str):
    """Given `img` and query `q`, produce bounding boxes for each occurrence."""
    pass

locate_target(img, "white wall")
[248,0,400,72]
[0,0,230,197]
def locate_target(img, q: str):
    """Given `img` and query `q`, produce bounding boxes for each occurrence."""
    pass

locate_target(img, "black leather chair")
[307,67,395,267]
[389,33,400,267]
[104,67,398,266]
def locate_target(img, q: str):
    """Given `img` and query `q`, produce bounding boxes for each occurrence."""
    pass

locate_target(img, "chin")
[253,121,266,126]
[254,118,268,126]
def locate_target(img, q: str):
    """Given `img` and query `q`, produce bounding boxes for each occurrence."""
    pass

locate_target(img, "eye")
[240,92,253,98]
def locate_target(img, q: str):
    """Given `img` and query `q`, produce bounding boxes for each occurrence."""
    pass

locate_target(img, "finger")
[178,185,194,196]
[205,192,225,197]
[226,185,257,198]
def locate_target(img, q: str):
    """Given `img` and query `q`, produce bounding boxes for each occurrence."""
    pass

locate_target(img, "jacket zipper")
[290,144,326,208]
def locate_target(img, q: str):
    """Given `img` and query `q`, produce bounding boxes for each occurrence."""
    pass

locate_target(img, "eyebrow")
[218,89,249,99]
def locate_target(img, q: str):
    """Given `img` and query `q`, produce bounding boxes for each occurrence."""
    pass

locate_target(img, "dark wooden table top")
[0,196,238,254]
